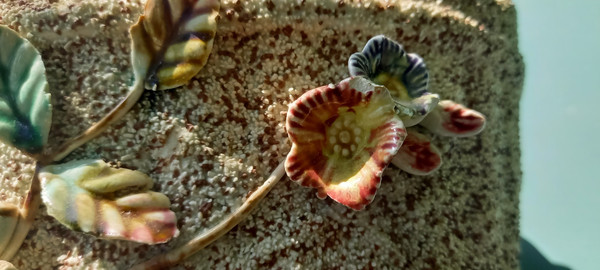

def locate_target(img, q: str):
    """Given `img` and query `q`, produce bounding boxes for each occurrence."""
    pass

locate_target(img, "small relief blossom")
[285,77,407,210]
[349,36,487,176]
[349,35,439,127]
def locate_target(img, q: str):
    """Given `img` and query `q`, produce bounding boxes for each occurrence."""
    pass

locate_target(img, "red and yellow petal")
[419,100,486,137]
[285,77,406,210]
[391,128,442,176]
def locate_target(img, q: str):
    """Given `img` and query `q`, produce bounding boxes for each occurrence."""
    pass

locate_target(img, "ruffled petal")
[348,36,429,98]
[285,77,406,210]
[419,100,486,137]
[391,128,442,175]
[348,35,438,125]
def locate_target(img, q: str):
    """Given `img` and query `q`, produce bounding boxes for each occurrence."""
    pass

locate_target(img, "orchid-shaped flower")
[349,35,487,176]
[285,77,407,210]
[349,35,439,127]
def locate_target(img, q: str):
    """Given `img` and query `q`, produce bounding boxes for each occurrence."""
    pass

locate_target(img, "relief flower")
[285,77,407,210]
[349,36,487,177]
[348,35,439,127]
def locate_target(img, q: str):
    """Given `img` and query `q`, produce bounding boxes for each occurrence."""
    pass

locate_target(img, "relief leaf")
[0,26,51,154]
[39,160,179,244]
[0,205,19,258]
[0,173,40,261]
[131,0,220,91]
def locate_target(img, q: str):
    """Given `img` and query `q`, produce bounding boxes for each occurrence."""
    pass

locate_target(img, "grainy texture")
[0,0,523,269]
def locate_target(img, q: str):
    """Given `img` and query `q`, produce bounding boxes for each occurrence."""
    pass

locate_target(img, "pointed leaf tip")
[0,260,17,270]
[39,160,179,244]
[0,26,52,154]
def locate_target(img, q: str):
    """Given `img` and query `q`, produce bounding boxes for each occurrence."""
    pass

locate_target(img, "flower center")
[325,111,365,158]
[374,73,411,101]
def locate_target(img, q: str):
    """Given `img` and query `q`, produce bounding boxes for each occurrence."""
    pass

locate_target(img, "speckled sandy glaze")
[0,0,523,269]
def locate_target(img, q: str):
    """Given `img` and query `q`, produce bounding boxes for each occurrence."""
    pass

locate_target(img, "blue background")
[515,0,600,269]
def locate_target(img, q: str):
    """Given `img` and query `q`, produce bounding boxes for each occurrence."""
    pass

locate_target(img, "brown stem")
[0,163,42,260]
[42,80,145,164]
[130,161,287,270]
[0,206,19,258]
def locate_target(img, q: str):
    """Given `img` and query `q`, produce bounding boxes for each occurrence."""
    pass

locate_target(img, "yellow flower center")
[325,110,365,159]
[373,73,411,101]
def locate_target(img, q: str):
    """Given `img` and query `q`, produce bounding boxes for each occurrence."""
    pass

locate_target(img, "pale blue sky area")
[515,0,600,269]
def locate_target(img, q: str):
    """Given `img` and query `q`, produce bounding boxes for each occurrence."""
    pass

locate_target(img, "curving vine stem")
[41,0,219,163]
[131,161,286,270]
[0,164,41,260]
[41,81,145,163]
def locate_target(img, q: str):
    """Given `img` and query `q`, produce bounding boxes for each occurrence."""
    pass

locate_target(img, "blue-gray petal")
[348,35,430,99]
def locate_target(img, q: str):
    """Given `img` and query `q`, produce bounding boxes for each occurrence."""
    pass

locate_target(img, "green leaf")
[39,160,179,244]
[0,26,52,154]
[130,0,220,90]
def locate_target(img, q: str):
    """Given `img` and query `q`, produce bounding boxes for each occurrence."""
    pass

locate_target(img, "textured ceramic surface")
[0,26,51,154]
[44,0,221,162]
[0,0,523,268]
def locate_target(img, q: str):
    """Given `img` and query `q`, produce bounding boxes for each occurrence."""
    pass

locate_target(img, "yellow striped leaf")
[130,0,220,91]
[39,160,179,244]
